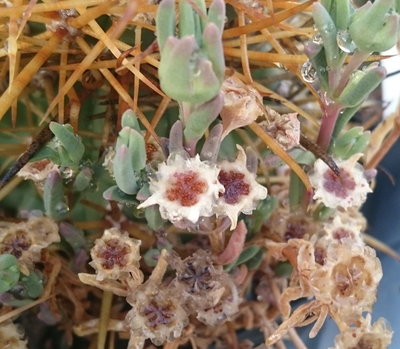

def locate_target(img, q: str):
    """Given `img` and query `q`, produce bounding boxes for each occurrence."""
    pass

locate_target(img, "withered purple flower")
[216,146,268,230]
[90,228,141,281]
[310,154,371,209]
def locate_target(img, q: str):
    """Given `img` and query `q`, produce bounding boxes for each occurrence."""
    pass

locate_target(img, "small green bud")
[331,127,371,159]
[49,122,84,165]
[59,222,87,252]
[19,271,44,299]
[144,249,160,267]
[158,36,222,103]
[144,206,164,231]
[113,127,146,195]
[157,0,225,103]
[337,65,386,107]
[349,0,399,52]
[121,109,141,131]
[0,254,20,293]
[44,170,69,221]
[73,167,93,192]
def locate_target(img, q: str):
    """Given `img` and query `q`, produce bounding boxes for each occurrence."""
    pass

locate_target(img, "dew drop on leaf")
[300,61,318,83]
[337,30,356,53]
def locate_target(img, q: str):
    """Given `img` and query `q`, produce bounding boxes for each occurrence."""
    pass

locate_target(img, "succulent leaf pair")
[157,0,225,104]
[317,0,399,56]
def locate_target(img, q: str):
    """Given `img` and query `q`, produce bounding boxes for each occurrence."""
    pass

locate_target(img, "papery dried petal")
[0,216,59,274]
[171,249,227,310]
[18,159,59,185]
[331,315,392,349]
[196,278,240,325]
[220,76,264,139]
[0,321,27,349]
[310,153,372,209]
[126,282,188,346]
[216,146,268,230]
[261,107,300,150]
[90,228,142,282]
[138,154,224,225]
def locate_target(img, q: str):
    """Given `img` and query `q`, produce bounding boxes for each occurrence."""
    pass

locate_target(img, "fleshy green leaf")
[274,261,293,277]
[0,254,20,293]
[246,196,278,234]
[103,185,139,205]
[156,0,176,51]
[331,127,370,159]
[312,3,339,68]
[73,167,93,192]
[121,109,141,131]
[43,171,69,221]
[49,122,84,165]
[338,66,386,107]
[349,0,399,52]
[183,93,223,142]
[19,271,44,299]
[145,206,164,231]
[225,245,261,272]
[245,248,265,270]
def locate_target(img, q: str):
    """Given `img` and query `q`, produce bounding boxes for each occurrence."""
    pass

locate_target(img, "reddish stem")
[316,99,342,151]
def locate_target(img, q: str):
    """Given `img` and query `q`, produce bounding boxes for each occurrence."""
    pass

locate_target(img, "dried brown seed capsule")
[90,228,141,281]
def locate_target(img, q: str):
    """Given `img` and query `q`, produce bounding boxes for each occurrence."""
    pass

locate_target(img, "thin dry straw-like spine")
[223,0,314,38]
[249,122,313,194]
[75,35,160,143]
[39,0,138,124]
[0,34,62,121]
[0,0,106,16]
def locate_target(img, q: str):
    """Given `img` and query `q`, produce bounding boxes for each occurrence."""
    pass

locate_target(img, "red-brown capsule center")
[166,171,208,207]
[142,299,176,328]
[218,170,250,204]
[333,228,354,241]
[98,238,129,269]
[1,230,31,258]
[323,168,356,199]
[146,143,158,161]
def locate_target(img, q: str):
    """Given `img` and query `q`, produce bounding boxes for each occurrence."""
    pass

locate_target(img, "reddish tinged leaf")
[215,221,247,265]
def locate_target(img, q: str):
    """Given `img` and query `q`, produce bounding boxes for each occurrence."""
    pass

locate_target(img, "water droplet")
[55,202,69,215]
[193,68,201,77]
[60,167,74,180]
[336,30,356,53]
[312,33,323,45]
[300,61,317,83]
